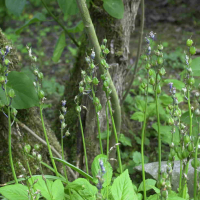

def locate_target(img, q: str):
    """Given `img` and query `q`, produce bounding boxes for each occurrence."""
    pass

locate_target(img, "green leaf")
[111,169,138,200]
[164,79,185,90]
[31,176,53,199]
[91,154,112,187]
[69,178,98,198]
[68,21,84,33]
[190,57,200,76]
[159,94,173,106]
[131,112,144,122]
[52,31,66,62]
[52,157,94,182]
[132,151,148,165]
[16,13,46,34]
[152,124,180,145]
[138,179,159,193]
[52,179,65,200]
[0,184,28,200]
[103,0,124,19]
[119,134,132,147]
[5,0,26,16]
[57,0,78,16]
[0,71,39,109]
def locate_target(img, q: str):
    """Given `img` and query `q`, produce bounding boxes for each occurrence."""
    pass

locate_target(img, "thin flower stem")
[141,73,149,200]
[179,160,183,195]
[92,87,103,154]
[5,83,18,184]
[107,100,122,174]
[106,101,110,156]
[182,88,193,198]
[193,122,200,199]
[8,106,18,184]
[155,73,161,180]
[61,128,72,198]
[78,113,89,174]
[39,105,59,177]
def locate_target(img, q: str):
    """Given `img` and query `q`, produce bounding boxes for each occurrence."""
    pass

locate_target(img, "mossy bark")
[62,0,141,170]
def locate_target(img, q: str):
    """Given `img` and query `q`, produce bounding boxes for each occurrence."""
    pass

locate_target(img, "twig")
[121,0,145,104]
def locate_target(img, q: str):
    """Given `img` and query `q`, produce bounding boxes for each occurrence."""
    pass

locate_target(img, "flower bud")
[186,39,193,47]
[8,89,15,98]
[90,63,95,69]
[11,108,18,116]
[141,82,147,89]
[149,69,154,76]
[34,144,40,151]
[168,117,174,125]
[0,76,5,84]
[158,44,163,51]
[4,59,10,65]
[93,77,99,85]
[149,77,155,85]
[93,97,100,105]
[103,39,107,44]
[79,86,84,93]
[85,76,92,83]
[101,45,106,50]
[97,103,102,112]
[101,74,106,81]
[103,48,110,54]
[145,63,151,70]
[34,69,38,76]
[141,55,147,61]
[38,72,43,79]
[38,90,45,99]
[190,46,196,55]
[187,77,195,86]
[61,122,66,129]
[157,57,163,65]
[156,85,161,94]
[59,114,65,120]
[159,67,166,76]
[37,154,42,162]
[195,109,200,116]
[76,106,81,112]
[24,144,31,154]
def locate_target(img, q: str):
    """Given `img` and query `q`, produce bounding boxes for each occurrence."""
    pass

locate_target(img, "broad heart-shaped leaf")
[51,179,65,200]
[91,154,113,188]
[103,0,124,19]
[0,184,28,200]
[52,31,66,62]
[190,57,200,76]
[138,179,159,193]
[16,13,46,34]
[164,79,185,90]
[0,71,39,109]
[69,178,98,198]
[111,169,138,200]
[5,0,26,16]
[152,123,180,145]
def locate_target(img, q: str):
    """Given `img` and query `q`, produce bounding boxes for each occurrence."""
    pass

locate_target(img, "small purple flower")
[5,46,12,55]
[149,31,156,40]
[61,100,66,106]
[99,159,106,175]
[91,50,95,60]
[145,37,150,44]
[169,82,173,90]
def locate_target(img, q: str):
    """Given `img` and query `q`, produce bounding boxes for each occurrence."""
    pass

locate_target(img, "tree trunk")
[63,0,141,170]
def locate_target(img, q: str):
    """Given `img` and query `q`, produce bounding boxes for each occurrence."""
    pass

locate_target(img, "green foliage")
[119,134,132,147]
[0,184,28,200]
[52,31,66,62]
[138,179,160,194]
[5,0,26,16]
[16,13,46,34]
[91,154,113,187]
[132,151,148,166]
[0,71,39,109]
[111,169,138,200]
[103,0,124,19]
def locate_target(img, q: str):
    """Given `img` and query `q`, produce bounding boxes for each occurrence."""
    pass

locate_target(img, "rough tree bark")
[63,0,141,170]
